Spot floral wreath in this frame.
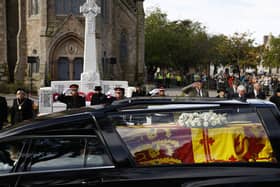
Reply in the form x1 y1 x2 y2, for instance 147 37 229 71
177 110 228 128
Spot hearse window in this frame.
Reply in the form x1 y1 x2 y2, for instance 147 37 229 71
112 108 276 166
0 140 25 174
27 137 112 171
32 116 96 134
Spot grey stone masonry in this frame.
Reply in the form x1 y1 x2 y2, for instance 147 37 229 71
0 0 7 66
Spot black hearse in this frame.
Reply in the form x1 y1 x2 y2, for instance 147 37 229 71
1 97 280 187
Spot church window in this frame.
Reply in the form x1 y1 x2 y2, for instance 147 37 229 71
119 31 128 64
55 0 86 15
57 57 70 80
73 58 83 80
101 0 108 22
30 0 39 15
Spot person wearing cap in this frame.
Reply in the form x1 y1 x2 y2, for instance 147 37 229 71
0 96 8 129
182 81 209 97
269 87 280 110
10 88 34 125
216 87 227 98
57 84 85 109
90 86 107 105
108 87 126 103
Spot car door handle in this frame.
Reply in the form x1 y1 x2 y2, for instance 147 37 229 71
81 178 103 185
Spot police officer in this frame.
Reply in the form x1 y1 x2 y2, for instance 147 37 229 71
57 84 86 109
108 87 126 104
10 88 34 125
90 86 107 105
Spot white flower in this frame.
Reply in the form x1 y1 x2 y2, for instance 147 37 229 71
203 121 209 127
178 110 228 128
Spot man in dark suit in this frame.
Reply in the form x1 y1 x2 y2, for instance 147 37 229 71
132 84 146 97
270 87 280 110
227 81 239 99
216 87 228 98
57 84 86 109
0 96 8 129
10 88 34 125
90 86 107 105
247 83 266 100
182 81 209 97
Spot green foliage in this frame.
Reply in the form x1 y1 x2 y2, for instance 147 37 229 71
228 33 257 68
263 36 280 67
144 7 260 72
145 8 210 71
208 34 231 65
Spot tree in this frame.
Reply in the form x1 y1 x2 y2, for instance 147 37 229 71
145 8 209 71
144 7 260 76
145 8 170 68
228 33 257 70
263 36 280 67
208 34 231 66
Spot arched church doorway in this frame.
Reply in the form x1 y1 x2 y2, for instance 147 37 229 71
50 35 84 81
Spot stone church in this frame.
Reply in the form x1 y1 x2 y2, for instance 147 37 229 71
0 0 145 92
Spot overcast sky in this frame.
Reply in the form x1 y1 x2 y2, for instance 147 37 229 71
144 0 280 45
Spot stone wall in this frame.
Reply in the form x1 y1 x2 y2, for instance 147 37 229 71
0 0 7 65
0 0 8 83
26 4 41 91
14 0 27 83
110 0 138 83
0 0 145 89
136 0 145 83
0 64 9 82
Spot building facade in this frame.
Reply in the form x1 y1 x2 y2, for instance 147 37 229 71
0 0 145 91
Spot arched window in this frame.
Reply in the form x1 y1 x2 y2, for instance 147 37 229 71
73 58 83 80
57 57 70 80
30 0 39 15
119 31 128 64
101 0 108 22
55 0 86 15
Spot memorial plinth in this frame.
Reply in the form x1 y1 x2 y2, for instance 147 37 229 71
39 0 128 114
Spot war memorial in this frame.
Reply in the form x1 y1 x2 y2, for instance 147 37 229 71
39 0 128 114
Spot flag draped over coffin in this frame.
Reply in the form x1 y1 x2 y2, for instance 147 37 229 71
116 124 274 165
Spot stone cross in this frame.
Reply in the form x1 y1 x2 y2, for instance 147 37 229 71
80 0 101 83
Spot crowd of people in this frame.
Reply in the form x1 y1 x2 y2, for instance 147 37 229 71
2 69 280 129
0 84 130 129
147 67 280 111
54 84 129 108
181 69 280 109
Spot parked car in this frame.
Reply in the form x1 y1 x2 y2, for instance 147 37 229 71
1 97 280 187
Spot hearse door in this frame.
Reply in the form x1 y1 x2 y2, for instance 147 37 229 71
0 175 18 187
0 138 29 187
182 175 280 187
17 135 116 187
